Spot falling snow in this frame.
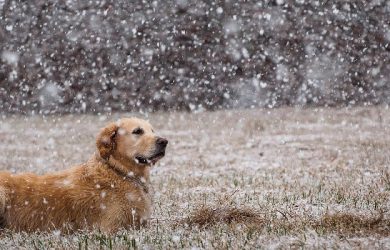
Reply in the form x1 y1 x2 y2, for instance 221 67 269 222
0 1 388 114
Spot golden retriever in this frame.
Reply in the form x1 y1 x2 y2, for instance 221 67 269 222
0 117 168 233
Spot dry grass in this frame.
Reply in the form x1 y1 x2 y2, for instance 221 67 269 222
0 107 389 249
185 206 265 229
185 205 389 237
317 212 389 236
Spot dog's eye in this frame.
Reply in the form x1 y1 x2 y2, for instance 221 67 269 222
132 128 144 135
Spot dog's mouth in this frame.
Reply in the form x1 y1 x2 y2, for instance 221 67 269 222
135 151 165 165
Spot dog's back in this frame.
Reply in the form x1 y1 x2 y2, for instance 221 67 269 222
0 167 99 232
0 162 152 233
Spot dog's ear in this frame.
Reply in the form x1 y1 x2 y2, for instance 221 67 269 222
96 122 119 160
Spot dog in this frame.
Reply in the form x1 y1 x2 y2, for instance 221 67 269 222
0 117 168 233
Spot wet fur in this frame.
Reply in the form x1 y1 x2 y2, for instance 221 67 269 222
0 118 165 233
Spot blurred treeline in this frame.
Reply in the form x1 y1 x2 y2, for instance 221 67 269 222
0 0 389 114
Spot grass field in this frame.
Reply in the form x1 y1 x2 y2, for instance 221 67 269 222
0 107 389 249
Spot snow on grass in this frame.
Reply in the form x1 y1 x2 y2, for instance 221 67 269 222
0 107 389 248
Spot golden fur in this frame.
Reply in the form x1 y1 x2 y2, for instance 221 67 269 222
0 118 168 233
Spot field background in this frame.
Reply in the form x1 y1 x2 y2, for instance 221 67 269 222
0 107 389 249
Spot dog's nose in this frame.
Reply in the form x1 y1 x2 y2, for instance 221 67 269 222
156 137 168 147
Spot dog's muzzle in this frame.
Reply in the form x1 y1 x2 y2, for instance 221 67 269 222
135 137 168 165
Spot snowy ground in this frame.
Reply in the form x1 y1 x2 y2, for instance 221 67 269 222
0 107 389 248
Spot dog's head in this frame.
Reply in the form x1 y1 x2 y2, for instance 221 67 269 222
96 118 168 166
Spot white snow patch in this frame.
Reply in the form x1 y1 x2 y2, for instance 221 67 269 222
172 235 181 242
53 230 61 236
118 128 126 135
56 179 73 187
126 192 137 202
1 51 19 65
224 20 239 35
39 83 62 107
